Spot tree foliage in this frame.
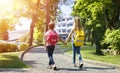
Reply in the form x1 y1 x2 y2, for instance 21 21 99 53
103 29 120 55
20 0 60 46
72 0 120 54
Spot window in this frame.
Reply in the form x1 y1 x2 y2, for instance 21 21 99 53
58 24 61 27
62 29 66 33
62 23 66 27
59 30 61 33
67 29 71 33
62 18 65 21
67 23 73 27
69 23 73 26
67 23 69 27
67 17 73 21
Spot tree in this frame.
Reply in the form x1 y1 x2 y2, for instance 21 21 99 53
72 0 120 54
0 0 30 40
0 19 9 40
20 0 60 59
104 0 120 29
27 0 59 46
0 0 63 50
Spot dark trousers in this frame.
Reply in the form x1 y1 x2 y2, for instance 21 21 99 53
46 45 55 65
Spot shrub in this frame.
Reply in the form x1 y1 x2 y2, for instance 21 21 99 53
19 31 30 43
0 41 18 52
9 44 18 52
19 43 29 51
34 28 43 45
103 29 120 55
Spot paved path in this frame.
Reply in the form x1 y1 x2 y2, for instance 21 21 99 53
0 46 120 73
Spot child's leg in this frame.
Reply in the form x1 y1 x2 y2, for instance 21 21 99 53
76 47 82 63
47 46 55 65
76 47 84 68
72 43 77 66
47 46 57 70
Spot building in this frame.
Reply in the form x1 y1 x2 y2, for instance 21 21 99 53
55 17 74 40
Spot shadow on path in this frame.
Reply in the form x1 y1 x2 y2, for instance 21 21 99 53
84 66 115 70
57 67 87 71
57 66 115 72
24 61 38 67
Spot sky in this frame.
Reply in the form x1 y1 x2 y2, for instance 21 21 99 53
60 0 74 17
61 5 73 17
15 17 31 31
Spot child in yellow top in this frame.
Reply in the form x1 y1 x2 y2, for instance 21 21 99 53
65 17 85 69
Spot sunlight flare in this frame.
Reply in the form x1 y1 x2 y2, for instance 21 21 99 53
0 0 15 17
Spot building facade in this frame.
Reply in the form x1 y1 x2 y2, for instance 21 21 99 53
55 17 74 40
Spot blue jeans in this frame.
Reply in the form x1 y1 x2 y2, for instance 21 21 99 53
46 45 55 65
72 43 82 64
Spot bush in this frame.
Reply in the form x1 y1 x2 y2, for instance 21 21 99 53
101 29 111 49
0 41 18 52
19 31 30 43
19 43 29 51
103 29 120 55
34 28 43 45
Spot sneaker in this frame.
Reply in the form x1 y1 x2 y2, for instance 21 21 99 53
74 64 77 67
79 64 83 69
53 66 57 70
48 65 52 69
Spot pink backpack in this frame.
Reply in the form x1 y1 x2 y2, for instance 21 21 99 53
47 30 58 45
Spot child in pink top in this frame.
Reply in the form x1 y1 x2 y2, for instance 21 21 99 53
44 21 65 70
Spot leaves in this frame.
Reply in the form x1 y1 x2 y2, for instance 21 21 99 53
104 29 120 51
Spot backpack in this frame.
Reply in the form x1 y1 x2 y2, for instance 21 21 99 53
46 30 58 45
74 30 85 46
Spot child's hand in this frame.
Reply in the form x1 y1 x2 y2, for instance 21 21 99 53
64 41 67 45
65 40 67 44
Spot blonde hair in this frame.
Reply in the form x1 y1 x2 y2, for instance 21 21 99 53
73 17 83 31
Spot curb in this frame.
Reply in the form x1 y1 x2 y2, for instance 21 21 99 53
0 68 31 71
64 53 120 70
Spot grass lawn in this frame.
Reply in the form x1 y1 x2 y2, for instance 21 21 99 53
0 52 29 68
60 42 120 65
67 46 120 65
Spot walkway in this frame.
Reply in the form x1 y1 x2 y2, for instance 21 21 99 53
0 46 120 73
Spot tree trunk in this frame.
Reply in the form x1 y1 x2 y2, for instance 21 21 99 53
92 31 102 54
45 0 50 32
3 31 9 41
28 0 40 46
28 14 36 46
21 0 40 59
86 30 91 42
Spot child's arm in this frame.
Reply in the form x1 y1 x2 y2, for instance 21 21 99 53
65 29 73 43
44 34 47 49
58 36 65 44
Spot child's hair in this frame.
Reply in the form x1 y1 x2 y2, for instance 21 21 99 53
73 17 83 30
48 21 55 30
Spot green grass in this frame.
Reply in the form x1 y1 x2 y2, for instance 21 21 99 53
60 42 120 65
0 52 29 68
67 46 120 65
